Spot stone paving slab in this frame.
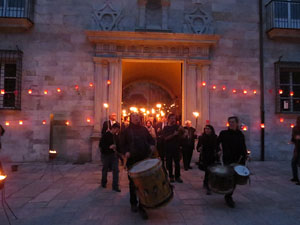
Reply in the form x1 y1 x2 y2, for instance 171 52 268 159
0 160 299 225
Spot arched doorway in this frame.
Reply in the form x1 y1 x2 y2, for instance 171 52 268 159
122 60 182 124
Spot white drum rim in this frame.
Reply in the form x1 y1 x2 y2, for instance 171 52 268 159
233 165 250 176
129 158 160 174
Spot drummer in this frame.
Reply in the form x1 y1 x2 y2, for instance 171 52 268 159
217 116 247 208
122 112 155 220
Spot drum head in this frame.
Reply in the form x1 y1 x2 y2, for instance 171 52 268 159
234 165 250 176
129 158 160 174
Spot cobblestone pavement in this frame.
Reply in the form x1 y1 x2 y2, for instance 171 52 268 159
0 159 299 225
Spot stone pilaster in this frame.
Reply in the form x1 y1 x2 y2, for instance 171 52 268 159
161 0 170 30
138 0 147 29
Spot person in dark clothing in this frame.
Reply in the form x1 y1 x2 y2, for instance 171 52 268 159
99 123 121 192
163 114 184 183
155 117 167 167
101 112 118 135
197 125 218 195
182 120 197 171
122 113 155 220
217 116 247 208
290 116 300 185
0 124 5 173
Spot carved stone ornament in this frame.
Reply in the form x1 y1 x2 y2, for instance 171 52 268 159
93 0 123 31
184 3 213 34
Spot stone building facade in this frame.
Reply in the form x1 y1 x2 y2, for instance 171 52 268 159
0 0 299 162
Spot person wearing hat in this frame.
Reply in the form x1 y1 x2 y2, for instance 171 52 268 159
99 123 121 192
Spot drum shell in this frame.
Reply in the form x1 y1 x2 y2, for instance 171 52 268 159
231 164 250 185
208 165 235 194
129 159 173 209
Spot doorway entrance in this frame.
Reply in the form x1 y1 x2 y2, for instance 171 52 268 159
122 60 182 124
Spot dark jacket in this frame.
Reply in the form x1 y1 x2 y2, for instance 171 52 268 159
197 134 218 167
162 125 181 152
122 123 155 167
217 129 247 165
99 131 119 155
182 126 197 149
101 120 120 135
0 124 5 149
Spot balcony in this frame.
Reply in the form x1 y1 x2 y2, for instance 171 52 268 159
0 0 34 31
266 0 300 39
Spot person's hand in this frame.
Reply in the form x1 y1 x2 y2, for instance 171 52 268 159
109 144 116 151
125 152 130 159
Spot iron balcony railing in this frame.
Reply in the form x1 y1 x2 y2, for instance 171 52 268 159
266 0 300 31
0 0 34 22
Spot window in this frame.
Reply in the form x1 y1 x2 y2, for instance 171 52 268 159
0 0 26 18
273 0 300 28
0 50 22 110
276 62 300 113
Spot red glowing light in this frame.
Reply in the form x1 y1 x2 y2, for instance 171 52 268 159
57 88 61 93
242 126 248 131
291 124 295 128
86 118 91 123
89 82 94 87
261 123 265 129
107 80 111 85
5 121 9 126
28 89 32 94
253 90 257 94
42 120 46 125
232 89 237 94
222 86 226 91
44 90 48 95
290 91 294 96
279 89 283 95
202 82 206 87
75 85 79 90
226 122 229 127
280 118 284 123
0 89 5 95
19 120 23 125
212 85 216 90
65 121 70 126
243 90 247 95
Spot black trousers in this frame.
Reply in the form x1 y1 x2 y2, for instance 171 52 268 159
128 175 139 206
166 149 181 179
101 154 119 188
291 150 300 180
182 146 194 169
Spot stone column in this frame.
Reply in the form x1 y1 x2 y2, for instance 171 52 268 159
91 58 109 161
161 0 170 30
184 61 197 127
200 64 210 129
91 57 122 161
138 0 147 29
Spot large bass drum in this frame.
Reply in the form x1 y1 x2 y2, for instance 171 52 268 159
208 165 235 194
128 158 173 209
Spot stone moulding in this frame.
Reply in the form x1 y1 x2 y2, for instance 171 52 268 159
85 30 219 59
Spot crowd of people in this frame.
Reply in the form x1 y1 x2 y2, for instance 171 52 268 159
0 113 299 220
99 112 251 219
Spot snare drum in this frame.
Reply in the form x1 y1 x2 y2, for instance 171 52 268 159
128 158 173 209
231 164 250 185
